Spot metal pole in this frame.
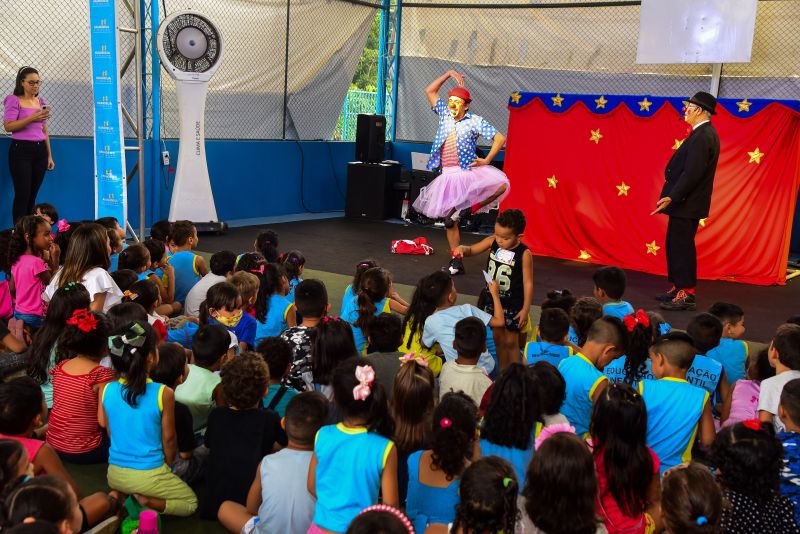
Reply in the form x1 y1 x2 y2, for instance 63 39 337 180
133 0 146 239
376 0 390 115
390 0 402 142
282 0 291 139
710 63 722 97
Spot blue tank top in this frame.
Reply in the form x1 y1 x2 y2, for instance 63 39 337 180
639 378 708 475
525 341 573 368
255 294 294 345
341 293 391 352
686 354 724 396
109 253 119 273
312 424 394 532
287 277 301 302
707 338 748 385
405 450 460 533
558 354 607 437
102 379 165 470
168 251 201 305
137 270 154 281
479 438 534 493
603 355 656 385
602 301 634 320
567 325 579 345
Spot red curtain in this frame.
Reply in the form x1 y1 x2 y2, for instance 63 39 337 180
502 96 800 285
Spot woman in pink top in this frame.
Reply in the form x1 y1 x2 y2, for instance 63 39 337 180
9 215 59 328
2 66 54 223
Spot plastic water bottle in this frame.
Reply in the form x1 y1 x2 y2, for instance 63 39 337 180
133 510 159 534
401 195 410 220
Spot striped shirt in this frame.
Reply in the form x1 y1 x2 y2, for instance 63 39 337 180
441 131 459 168
46 360 115 454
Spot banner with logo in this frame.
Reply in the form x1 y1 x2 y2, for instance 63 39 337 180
89 0 127 226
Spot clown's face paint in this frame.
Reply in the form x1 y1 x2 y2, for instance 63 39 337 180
448 96 468 120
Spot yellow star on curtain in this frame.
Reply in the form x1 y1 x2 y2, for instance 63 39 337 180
578 250 592 260
672 139 683 150
646 241 661 255
748 147 765 164
638 97 652 112
736 98 752 112
699 218 708 227
510 92 521 104
616 182 630 196
590 129 603 144
595 95 608 109
547 175 558 188
552 93 564 107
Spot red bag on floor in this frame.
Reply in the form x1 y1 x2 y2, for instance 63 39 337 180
391 237 434 255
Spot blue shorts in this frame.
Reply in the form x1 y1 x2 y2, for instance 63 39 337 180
13 311 43 329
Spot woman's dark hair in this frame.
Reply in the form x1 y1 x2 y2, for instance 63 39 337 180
0 229 13 277
312 318 358 386
8 216 48 267
0 439 27 499
122 279 160 313
13 67 39 97
255 230 280 263
482 363 539 450
523 432 598 534
351 259 379 295
52 220 83 267
711 420 783 500
199 281 241 325
391 360 435 454
111 269 138 292
117 244 149 272
590 383 653 517
149 220 172 243
108 321 158 406
355 268 391 336
27 283 91 385
332 357 393 438
58 310 111 360
142 238 165 265
529 361 566 416
253 263 286 323
570 297 603 346
431 392 478 480
540 288 576 314
234 252 266 274
4 476 75 528
281 250 305 280
453 456 519 534
57 223 110 287
150 342 187 388
622 311 653 384
661 463 723 534
345 507 413 534
106 302 148 330
402 271 453 351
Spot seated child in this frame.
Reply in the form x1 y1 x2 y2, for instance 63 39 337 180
524 308 573 367
708 302 748 384
529 361 568 428
254 264 296 345
341 267 407 354
105 227 124 273
758 323 800 432
257 336 299 416
280 279 329 392
100 321 198 516
123 279 168 341
558 316 626 437
686 312 729 403
150 342 206 485
33 202 58 227
230 271 259 323
167 220 209 306
118 243 180 316
282 250 305 302
110 269 138 293
201 352 287 519
175 324 230 432
777 377 800 526
399 271 451 377
184 250 236 318
639 332 715 475
721 347 774 428
568 296 603 347
341 259 379 314
593 266 634 320
660 463 723 533
217 392 328 534
439 317 493 407
201 281 257 351
442 457 518 534
364 313 404 400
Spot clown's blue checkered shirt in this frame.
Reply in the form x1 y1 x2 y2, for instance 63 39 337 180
427 98 499 171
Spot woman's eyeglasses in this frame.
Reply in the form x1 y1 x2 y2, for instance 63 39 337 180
25 80 41 86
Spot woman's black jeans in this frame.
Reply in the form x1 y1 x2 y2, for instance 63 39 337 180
8 139 48 223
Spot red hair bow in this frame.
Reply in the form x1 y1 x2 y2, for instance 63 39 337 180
742 419 763 432
66 309 98 332
250 265 265 275
623 309 651 332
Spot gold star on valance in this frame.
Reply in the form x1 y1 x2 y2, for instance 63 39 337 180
638 98 652 112
510 92 521 104
595 95 608 109
736 98 752 113
552 93 564 107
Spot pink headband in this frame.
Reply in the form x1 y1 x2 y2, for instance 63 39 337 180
534 422 576 450
356 505 413 533
353 365 375 401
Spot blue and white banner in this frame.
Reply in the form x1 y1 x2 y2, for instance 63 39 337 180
89 0 127 226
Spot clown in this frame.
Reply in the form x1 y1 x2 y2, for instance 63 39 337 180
414 70 510 275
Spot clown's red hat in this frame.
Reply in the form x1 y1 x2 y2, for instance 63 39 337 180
447 86 472 103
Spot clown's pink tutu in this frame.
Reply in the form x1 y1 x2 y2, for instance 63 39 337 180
412 165 510 219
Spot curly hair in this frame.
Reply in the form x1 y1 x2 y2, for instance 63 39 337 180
430 392 478 480
661 463 723 534
495 208 526 235
529 361 565 416
481 363 539 450
8 215 48 267
540 288 577 314
622 314 652 385
570 297 603 347
523 433 598 534
711 420 784 500
453 456 519 534
220 352 269 409
391 360 435 454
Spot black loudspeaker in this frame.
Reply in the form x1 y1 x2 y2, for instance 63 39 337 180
346 162 401 220
401 169 436 204
355 114 386 163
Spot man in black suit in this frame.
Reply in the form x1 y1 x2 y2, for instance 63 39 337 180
652 91 720 311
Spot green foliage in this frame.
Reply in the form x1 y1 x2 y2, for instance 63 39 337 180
351 13 381 91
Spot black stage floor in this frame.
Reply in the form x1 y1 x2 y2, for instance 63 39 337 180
199 217 799 343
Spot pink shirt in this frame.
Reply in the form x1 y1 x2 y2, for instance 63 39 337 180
722 379 761 429
0 434 46 466
3 95 47 141
11 254 48 316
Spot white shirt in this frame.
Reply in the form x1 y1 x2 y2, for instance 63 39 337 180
693 119 710 130
184 273 226 317
439 360 492 408
44 267 123 312
758 370 800 432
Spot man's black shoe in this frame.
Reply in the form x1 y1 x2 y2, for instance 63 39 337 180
444 257 465 276
655 287 678 302
659 290 696 311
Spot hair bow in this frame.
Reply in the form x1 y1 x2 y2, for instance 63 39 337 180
250 265 265 275
123 290 139 301
57 219 70 233
502 477 514 488
742 419 763 432
108 322 147 357
398 352 429 368
659 322 672 336
66 309 98 332
353 365 375 401
322 316 340 323
696 516 708 526
439 417 453 429
623 309 651 332
534 422 576 450
289 257 299 264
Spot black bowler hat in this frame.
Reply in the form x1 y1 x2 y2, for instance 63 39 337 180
684 91 717 115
